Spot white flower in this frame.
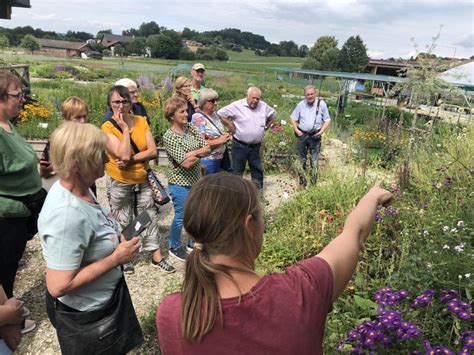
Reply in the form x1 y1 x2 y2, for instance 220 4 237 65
465 273 471 278
427 263 432 269
437 144 442 148
454 244 465 253
280 119 287 125
278 141 287 147
282 192 289 200
457 220 465 228
273 104 278 108
443 244 450 250
442 226 449 233
450 228 458 233
458 275 463 279
423 230 429 236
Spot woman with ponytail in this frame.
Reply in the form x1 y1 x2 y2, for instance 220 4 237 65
156 174 392 354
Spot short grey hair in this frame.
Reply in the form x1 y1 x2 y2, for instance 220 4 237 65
115 78 138 89
197 88 219 109
247 86 261 97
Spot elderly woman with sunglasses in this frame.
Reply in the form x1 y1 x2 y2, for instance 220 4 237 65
101 85 174 274
191 89 231 175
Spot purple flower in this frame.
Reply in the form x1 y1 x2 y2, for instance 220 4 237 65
374 288 408 307
159 76 172 92
137 75 156 90
446 298 472 320
442 176 455 187
384 206 399 216
375 211 383 222
54 65 65 72
439 289 459 303
436 165 449 172
411 290 435 309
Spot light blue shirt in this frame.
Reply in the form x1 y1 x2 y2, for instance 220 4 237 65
39 181 121 311
217 98 276 144
290 98 330 132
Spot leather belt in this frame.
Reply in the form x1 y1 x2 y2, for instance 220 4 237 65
233 137 261 148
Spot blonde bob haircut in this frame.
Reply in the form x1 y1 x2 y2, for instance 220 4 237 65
60 96 90 121
172 76 191 97
164 96 188 122
50 122 108 180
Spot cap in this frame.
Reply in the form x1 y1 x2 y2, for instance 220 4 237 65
192 63 205 71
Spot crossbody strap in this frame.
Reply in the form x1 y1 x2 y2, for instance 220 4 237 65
198 112 223 135
108 118 140 154
311 98 321 131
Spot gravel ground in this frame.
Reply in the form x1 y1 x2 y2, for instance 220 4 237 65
14 171 299 354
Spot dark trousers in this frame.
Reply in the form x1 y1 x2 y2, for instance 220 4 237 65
296 134 322 186
232 139 264 189
0 217 31 298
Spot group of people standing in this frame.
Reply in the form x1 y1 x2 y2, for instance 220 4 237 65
0 63 392 355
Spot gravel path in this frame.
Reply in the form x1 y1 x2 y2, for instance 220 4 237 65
14 171 299 354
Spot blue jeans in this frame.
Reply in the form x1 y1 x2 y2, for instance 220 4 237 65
168 184 191 250
201 158 222 176
231 139 264 189
296 134 321 185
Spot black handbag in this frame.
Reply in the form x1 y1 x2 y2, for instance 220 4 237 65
47 276 143 355
198 112 233 172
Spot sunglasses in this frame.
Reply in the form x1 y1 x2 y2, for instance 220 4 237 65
208 99 218 103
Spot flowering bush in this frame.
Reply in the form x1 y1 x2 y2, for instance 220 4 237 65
18 103 50 122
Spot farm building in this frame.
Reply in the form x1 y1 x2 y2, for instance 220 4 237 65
38 38 90 57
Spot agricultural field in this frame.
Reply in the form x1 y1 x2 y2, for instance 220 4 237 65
5 52 474 353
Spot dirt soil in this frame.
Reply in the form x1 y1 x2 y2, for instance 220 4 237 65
14 137 357 354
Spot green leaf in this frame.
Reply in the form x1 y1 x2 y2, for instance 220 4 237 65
353 295 378 311
354 273 364 288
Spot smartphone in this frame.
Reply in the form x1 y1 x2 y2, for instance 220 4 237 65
121 210 152 241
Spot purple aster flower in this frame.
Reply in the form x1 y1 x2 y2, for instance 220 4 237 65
375 211 383 222
411 290 435 309
442 176 455 187
384 206 399 216
439 289 459 303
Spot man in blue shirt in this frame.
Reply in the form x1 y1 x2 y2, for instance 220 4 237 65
290 85 330 186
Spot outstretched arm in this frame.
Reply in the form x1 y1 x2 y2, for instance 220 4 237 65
317 184 392 302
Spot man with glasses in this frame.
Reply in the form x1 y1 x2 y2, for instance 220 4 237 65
290 85 331 187
190 63 206 101
218 86 275 191
102 78 150 125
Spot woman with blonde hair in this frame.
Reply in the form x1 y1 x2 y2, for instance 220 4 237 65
173 76 198 121
162 96 210 261
39 122 143 354
40 96 90 180
156 174 392 354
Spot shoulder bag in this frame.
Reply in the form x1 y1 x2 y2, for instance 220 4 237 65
47 276 143 355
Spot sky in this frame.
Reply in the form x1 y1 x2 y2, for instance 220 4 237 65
1 0 473 59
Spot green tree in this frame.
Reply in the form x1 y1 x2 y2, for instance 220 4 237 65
303 36 338 69
138 21 161 37
320 47 340 71
146 33 182 59
124 37 146 56
338 35 369 72
0 35 9 51
20 34 40 54
113 43 125 57
214 48 229 61
298 44 309 58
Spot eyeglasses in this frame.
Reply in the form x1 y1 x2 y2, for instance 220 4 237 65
7 92 24 100
111 99 130 106
208 99 218 104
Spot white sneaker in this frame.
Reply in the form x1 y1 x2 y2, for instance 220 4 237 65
21 319 36 334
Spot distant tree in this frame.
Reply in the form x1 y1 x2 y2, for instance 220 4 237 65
138 21 161 37
320 47 340 71
182 27 199 40
263 43 281 56
416 52 437 60
146 33 182 59
255 49 263 56
338 35 369 72
278 40 299 57
65 30 93 42
89 42 105 53
124 37 146 56
298 44 309 57
114 44 125 57
303 36 338 69
122 27 140 37
179 47 196 60
0 35 9 51
20 34 40 54
214 48 229 61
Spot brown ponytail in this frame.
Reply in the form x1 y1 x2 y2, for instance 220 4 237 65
181 175 262 343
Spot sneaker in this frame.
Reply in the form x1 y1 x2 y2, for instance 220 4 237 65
186 244 193 253
169 247 187 262
22 306 31 318
152 259 176 273
123 263 135 274
21 319 36 334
